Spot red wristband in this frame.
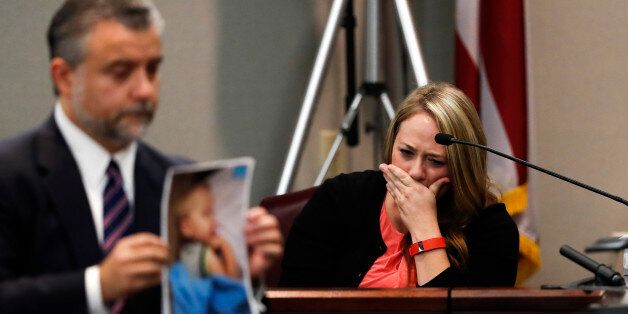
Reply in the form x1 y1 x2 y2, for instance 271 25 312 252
408 237 447 257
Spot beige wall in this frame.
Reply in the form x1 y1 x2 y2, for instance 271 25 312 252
524 0 628 286
146 0 223 161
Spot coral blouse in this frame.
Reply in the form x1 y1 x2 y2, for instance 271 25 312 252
359 202 415 288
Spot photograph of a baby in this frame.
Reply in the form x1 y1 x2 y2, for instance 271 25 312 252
162 159 255 314
169 171 241 281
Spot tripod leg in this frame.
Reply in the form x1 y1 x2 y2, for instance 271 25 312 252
379 91 396 120
315 91 365 185
343 0 359 146
277 0 348 195
393 0 429 86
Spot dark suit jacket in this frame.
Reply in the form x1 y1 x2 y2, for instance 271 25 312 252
0 117 175 313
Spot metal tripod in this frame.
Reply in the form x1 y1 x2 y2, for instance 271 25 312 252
276 0 429 195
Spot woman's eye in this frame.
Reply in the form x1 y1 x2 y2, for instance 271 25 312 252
400 149 413 157
429 158 445 166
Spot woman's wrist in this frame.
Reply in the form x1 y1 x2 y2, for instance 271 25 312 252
408 218 442 242
410 231 442 243
408 237 447 257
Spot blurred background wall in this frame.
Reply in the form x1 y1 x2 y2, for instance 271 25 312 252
1 0 626 287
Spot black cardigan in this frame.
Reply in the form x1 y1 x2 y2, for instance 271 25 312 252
279 170 519 287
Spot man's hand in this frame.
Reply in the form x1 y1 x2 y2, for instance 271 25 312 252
245 207 283 279
99 232 168 302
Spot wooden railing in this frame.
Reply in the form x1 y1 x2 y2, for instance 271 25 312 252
263 287 617 313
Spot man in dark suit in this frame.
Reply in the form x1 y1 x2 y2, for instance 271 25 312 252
0 1 282 313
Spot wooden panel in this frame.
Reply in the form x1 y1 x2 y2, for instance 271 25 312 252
263 288 608 313
451 288 605 312
264 288 449 313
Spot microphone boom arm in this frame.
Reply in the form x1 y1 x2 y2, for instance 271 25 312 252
446 137 628 207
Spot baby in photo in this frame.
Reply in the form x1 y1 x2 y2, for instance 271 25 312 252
166 168 251 314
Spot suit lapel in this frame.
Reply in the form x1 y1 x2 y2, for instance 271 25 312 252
133 144 167 236
36 118 103 267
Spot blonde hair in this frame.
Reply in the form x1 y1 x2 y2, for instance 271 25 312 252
384 82 497 268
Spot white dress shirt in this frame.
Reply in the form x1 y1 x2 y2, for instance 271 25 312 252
54 103 137 314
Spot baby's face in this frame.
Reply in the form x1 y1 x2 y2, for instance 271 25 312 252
179 185 217 245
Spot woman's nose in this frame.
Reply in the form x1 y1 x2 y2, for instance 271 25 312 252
407 160 426 182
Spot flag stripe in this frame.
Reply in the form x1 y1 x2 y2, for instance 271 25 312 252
479 61 519 190
455 0 480 64
455 0 539 284
480 0 528 183
455 35 480 109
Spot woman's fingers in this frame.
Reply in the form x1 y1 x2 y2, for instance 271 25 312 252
386 164 415 187
429 177 450 198
380 163 412 190
381 164 409 201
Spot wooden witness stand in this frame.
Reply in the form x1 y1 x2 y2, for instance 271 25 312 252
263 288 610 313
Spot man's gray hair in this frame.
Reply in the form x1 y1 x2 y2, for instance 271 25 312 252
47 0 164 67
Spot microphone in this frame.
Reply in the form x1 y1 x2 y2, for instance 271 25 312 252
434 133 455 146
559 245 625 286
434 133 628 206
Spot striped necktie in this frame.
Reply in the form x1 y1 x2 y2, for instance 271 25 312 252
103 160 133 253
103 160 132 313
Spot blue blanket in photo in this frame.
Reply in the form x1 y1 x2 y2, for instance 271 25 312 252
169 262 251 314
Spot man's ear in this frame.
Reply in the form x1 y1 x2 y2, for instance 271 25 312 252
50 57 75 97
